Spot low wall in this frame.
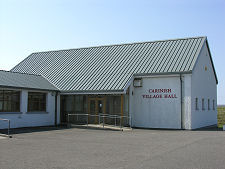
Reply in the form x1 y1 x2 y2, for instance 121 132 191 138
217 105 225 128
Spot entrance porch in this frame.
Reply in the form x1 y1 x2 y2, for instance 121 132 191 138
60 94 130 127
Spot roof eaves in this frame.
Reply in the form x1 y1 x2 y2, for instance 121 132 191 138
0 85 59 92
60 89 125 95
122 71 193 93
191 37 218 84
134 71 192 77
205 39 218 84
0 70 42 77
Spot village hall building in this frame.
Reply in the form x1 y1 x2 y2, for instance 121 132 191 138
0 36 218 130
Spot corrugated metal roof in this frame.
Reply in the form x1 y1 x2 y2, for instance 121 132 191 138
0 70 58 91
11 36 206 92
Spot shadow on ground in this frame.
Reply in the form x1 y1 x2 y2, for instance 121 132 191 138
193 125 223 131
0 124 223 136
0 125 69 135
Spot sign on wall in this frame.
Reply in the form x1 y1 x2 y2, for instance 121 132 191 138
142 88 178 99
132 76 181 129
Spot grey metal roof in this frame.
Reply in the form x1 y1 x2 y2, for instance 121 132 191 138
0 70 58 91
11 36 207 93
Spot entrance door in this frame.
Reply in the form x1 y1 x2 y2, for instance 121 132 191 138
88 97 106 124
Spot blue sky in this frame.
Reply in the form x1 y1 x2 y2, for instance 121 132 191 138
0 0 225 104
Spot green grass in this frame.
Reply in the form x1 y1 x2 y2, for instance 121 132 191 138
217 106 225 128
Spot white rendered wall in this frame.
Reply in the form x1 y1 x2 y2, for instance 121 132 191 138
57 94 61 124
182 74 192 129
130 76 181 129
0 89 56 129
191 42 217 129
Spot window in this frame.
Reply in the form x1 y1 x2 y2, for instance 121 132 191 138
195 98 199 110
0 90 20 112
28 92 46 112
213 99 215 110
208 99 210 110
202 98 205 111
106 96 121 115
75 95 85 113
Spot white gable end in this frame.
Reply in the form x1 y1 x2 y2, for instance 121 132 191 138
191 41 217 129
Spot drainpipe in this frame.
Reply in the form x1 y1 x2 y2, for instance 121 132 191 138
55 92 58 126
180 74 183 129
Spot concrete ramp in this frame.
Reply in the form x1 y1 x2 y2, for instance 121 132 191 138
70 124 132 131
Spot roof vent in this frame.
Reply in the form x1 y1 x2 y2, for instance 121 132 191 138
133 78 142 87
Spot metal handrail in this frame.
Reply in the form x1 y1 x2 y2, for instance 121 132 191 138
99 113 130 118
67 113 131 129
98 113 131 129
0 118 11 137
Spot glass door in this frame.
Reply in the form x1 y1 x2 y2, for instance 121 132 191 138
88 97 105 124
89 99 96 124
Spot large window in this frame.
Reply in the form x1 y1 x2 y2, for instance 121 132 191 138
75 95 85 113
28 92 46 112
0 90 20 112
105 96 121 115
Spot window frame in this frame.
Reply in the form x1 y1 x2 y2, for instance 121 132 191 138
195 98 199 110
213 99 215 110
208 99 210 110
202 98 205 111
28 92 47 112
0 90 20 112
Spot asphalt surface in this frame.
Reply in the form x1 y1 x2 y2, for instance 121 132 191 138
0 127 225 169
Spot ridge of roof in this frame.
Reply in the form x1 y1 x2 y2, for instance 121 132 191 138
0 70 42 77
30 36 206 55
11 36 208 92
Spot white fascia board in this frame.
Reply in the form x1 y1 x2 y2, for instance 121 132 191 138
134 74 180 78
134 72 192 78
0 86 53 93
122 72 192 94
60 90 125 95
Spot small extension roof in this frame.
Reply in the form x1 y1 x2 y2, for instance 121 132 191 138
0 70 58 91
11 36 216 93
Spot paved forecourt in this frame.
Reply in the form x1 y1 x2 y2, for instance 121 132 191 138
0 127 225 169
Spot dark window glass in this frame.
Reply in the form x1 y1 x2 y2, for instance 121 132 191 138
105 96 121 115
28 92 46 112
195 98 199 110
208 99 210 110
0 90 20 112
75 95 83 112
202 98 205 111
